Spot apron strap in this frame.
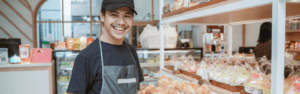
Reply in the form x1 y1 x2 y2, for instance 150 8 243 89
99 38 105 94
99 38 104 68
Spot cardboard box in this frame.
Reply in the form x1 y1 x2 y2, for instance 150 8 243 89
31 48 52 63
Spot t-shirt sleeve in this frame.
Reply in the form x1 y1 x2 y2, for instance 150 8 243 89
67 55 89 94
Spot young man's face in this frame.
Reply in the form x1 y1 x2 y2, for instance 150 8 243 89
100 7 133 40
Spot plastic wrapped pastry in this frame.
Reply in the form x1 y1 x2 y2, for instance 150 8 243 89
172 0 184 11
157 76 172 86
170 89 182 94
189 82 199 90
166 80 178 88
182 84 195 94
140 76 212 94
244 66 264 93
188 56 198 73
176 81 188 90
195 85 211 94
139 84 155 94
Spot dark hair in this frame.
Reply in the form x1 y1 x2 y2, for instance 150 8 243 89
257 22 272 43
101 9 134 17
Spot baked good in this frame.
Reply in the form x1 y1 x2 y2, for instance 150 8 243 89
157 76 172 86
195 85 211 94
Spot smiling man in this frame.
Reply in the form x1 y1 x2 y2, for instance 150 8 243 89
67 0 144 94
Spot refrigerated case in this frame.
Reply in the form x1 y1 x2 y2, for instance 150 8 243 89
53 50 80 94
53 48 202 93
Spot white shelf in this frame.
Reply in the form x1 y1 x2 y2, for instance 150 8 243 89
143 77 159 82
161 0 300 25
60 66 73 70
58 81 69 85
140 63 171 67
0 62 53 68
161 0 272 25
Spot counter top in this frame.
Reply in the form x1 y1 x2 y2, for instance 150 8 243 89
0 62 53 68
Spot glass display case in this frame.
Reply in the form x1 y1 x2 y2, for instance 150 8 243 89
53 50 80 94
137 48 203 76
52 48 202 93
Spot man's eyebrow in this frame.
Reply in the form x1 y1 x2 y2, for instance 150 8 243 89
125 12 132 15
109 11 119 14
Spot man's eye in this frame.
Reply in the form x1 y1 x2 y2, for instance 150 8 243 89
111 14 118 17
125 15 131 18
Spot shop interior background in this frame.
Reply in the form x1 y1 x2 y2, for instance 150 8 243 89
0 0 278 52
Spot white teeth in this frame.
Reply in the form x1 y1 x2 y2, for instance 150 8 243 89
114 27 125 30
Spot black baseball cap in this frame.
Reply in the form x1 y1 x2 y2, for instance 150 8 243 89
101 0 138 15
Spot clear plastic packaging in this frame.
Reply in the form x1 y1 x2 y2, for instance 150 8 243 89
244 65 264 93
157 76 172 86
195 85 211 94
172 0 184 11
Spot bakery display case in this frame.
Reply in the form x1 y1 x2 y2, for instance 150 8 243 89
52 48 202 93
53 50 80 94
137 48 203 84
158 0 300 93
137 48 203 67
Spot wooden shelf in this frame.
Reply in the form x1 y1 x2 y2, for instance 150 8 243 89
161 0 300 25
162 0 230 18
286 30 300 32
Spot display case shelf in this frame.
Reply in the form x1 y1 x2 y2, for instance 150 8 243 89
140 63 171 67
286 30 300 32
58 81 69 85
60 66 73 70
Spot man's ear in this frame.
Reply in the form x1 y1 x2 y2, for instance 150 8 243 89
100 12 105 22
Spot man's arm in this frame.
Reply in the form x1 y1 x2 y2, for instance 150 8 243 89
66 55 88 94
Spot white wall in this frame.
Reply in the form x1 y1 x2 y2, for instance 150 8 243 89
231 25 243 52
245 22 263 47
192 25 203 47
227 23 263 53
0 0 40 48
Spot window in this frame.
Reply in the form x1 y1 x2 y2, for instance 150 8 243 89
37 0 101 48
37 0 157 48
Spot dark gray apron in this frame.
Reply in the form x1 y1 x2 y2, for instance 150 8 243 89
99 39 140 94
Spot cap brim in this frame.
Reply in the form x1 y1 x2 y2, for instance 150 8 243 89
104 3 138 15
